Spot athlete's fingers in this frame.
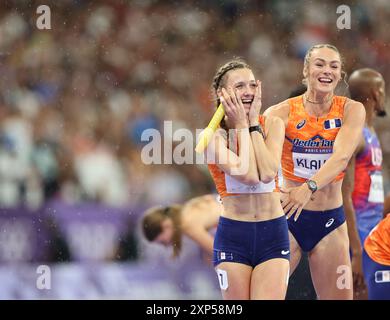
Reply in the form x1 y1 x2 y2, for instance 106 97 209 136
280 186 290 194
357 274 365 288
256 80 262 102
221 88 234 109
258 80 262 99
280 193 289 206
354 273 360 287
220 92 235 117
286 206 297 220
252 80 261 102
228 86 240 108
222 87 234 106
353 277 360 290
219 96 231 116
234 87 244 108
355 276 364 291
282 199 294 211
281 199 290 211
285 203 298 219
293 206 304 221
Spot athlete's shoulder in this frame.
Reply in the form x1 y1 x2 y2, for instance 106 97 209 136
264 99 290 119
344 98 365 114
264 114 285 131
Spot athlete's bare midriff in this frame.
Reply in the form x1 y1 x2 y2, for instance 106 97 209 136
284 177 343 211
221 192 284 221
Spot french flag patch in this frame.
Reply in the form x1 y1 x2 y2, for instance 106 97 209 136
324 118 342 130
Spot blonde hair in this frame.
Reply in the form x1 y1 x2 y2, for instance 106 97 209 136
142 204 183 258
302 44 347 87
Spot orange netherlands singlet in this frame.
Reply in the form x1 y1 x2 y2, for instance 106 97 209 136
282 95 347 183
208 115 281 198
364 214 390 266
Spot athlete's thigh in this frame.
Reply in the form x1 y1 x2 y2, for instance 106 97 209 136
215 262 252 300
308 223 353 300
250 258 290 300
289 230 302 276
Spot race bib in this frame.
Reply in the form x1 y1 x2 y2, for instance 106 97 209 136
292 152 331 179
368 172 384 203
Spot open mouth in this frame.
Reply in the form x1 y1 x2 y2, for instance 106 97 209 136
241 98 254 106
318 77 333 84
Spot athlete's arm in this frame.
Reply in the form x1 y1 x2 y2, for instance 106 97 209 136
182 224 214 255
342 139 365 289
263 101 290 127
181 195 221 255
310 100 366 189
250 116 285 183
205 88 260 185
248 83 285 183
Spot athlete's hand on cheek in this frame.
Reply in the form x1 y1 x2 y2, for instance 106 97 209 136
281 184 313 221
249 80 262 125
220 87 248 128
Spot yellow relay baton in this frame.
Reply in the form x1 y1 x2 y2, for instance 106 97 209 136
195 103 225 154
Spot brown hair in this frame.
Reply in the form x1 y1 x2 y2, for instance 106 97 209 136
302 44 347 87
142 204 183 258
211 58 251 130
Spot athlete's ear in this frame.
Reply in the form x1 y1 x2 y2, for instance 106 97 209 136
371 87 379 104
340 70 346 83
217 88 222 98
302 67 307 79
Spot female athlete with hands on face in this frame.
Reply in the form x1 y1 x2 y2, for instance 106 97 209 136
205 59 290 300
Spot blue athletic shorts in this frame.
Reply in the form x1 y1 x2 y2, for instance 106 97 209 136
363 249 390 300
213 215 290 268
287 206 345 252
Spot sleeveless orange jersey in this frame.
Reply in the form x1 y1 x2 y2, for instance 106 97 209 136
364 214 390 266
282 95 347 183
208 115 281 198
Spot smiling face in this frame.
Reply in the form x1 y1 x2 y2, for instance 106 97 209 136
304 47 342 95
223 68 257 114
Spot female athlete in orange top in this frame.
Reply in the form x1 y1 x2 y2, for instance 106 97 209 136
363 213 390 299
205 59 290 300
265 44 366 299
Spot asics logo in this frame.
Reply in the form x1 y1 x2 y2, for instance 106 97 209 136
325 218 335 228
296 119 306 130
281 250 290 255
